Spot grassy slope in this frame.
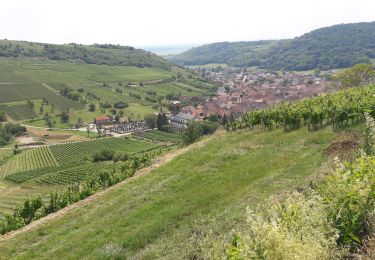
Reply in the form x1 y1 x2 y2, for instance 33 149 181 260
0 126 339 259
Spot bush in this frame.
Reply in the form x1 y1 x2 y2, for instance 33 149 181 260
226 192 341 259
114 101 128 109
92 149 115 162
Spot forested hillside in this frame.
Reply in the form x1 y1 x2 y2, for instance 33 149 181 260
0 40 171 69
170 22 375 70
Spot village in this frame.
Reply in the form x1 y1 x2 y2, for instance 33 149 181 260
89 68 333 135
176 68 332 121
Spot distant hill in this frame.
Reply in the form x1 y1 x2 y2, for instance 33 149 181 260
0 40 172 69
170 22 375 71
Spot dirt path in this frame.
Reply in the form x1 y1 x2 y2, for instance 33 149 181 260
0 133 218 241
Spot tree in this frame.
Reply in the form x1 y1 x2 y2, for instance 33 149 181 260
60 111 69 124
182 121 203 144
156 113 163 130
0 111 6 122
88 103 96 112
333 64 375 88
156 113 168 130
144 114 157 129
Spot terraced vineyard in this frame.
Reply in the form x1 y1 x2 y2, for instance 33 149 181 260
0 146 58 178
0 103 37 121
50 137 157 164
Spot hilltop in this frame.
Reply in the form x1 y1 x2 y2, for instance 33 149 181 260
0 40 172 69
170 22 375 70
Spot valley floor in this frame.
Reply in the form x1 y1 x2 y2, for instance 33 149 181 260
0 126 342 259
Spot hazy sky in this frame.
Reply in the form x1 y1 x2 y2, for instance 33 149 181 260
1 0 374 47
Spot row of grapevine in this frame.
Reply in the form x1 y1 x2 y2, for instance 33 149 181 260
0 146 58 178
0 83 84 111
0 84 46 103
41 89 84 111
133 130 180 143
49 137 157 165
0 103 37 121
236 85 375 132
35 162 112 185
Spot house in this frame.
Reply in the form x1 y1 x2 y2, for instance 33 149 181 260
169 112 195 125
94 115 113 126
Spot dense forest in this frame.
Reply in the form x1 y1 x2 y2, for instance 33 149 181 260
0 40 172 69
170 22 375 71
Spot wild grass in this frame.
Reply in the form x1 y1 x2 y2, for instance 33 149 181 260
0 126 340 258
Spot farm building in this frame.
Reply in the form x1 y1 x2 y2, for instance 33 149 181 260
94 115 113 126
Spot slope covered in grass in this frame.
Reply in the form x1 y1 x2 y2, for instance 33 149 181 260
0 126 341 258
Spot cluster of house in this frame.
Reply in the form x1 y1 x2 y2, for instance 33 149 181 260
175 69 331 121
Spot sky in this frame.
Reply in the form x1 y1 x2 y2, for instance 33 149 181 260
1 0 374 48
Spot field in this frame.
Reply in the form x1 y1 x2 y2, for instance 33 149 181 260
0 126 344 258
0 58 214 128
49 137 158 164
0 136 165 216
133 130 181 143
0 146 57 178
0 103 37 121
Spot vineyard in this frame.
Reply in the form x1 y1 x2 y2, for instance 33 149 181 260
49 137 157 164
236 85 375 132
0 83 84 112
0 103 37 121
133 130 181 143
0 146 58 178
34 162 113 185
0 84 47 103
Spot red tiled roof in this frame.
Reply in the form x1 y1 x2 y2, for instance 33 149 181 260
95 115 112 121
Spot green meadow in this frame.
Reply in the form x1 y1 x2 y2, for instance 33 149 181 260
0 126 344 259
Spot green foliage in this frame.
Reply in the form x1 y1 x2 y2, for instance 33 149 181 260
0 103 38 121
49 137 157 165
171 22 375 70
333 64 375 88
92 149 115 162
0 123 26 146
226 192 341 259
156 113 168 130
0 147 168 235
0 111 7 122
320 156 375 247
237 85 375 132
88 103 96 112
0 40 172 69
144 114 157 129
182 121 204 144
60 111 69 123
0 146 57 177
133 129 180 143
113 101 128 109
364 113 375 156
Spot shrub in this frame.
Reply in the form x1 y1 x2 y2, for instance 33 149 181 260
319 156 375 247
92 149 115 162
226 192 341 259
114 101 128 109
